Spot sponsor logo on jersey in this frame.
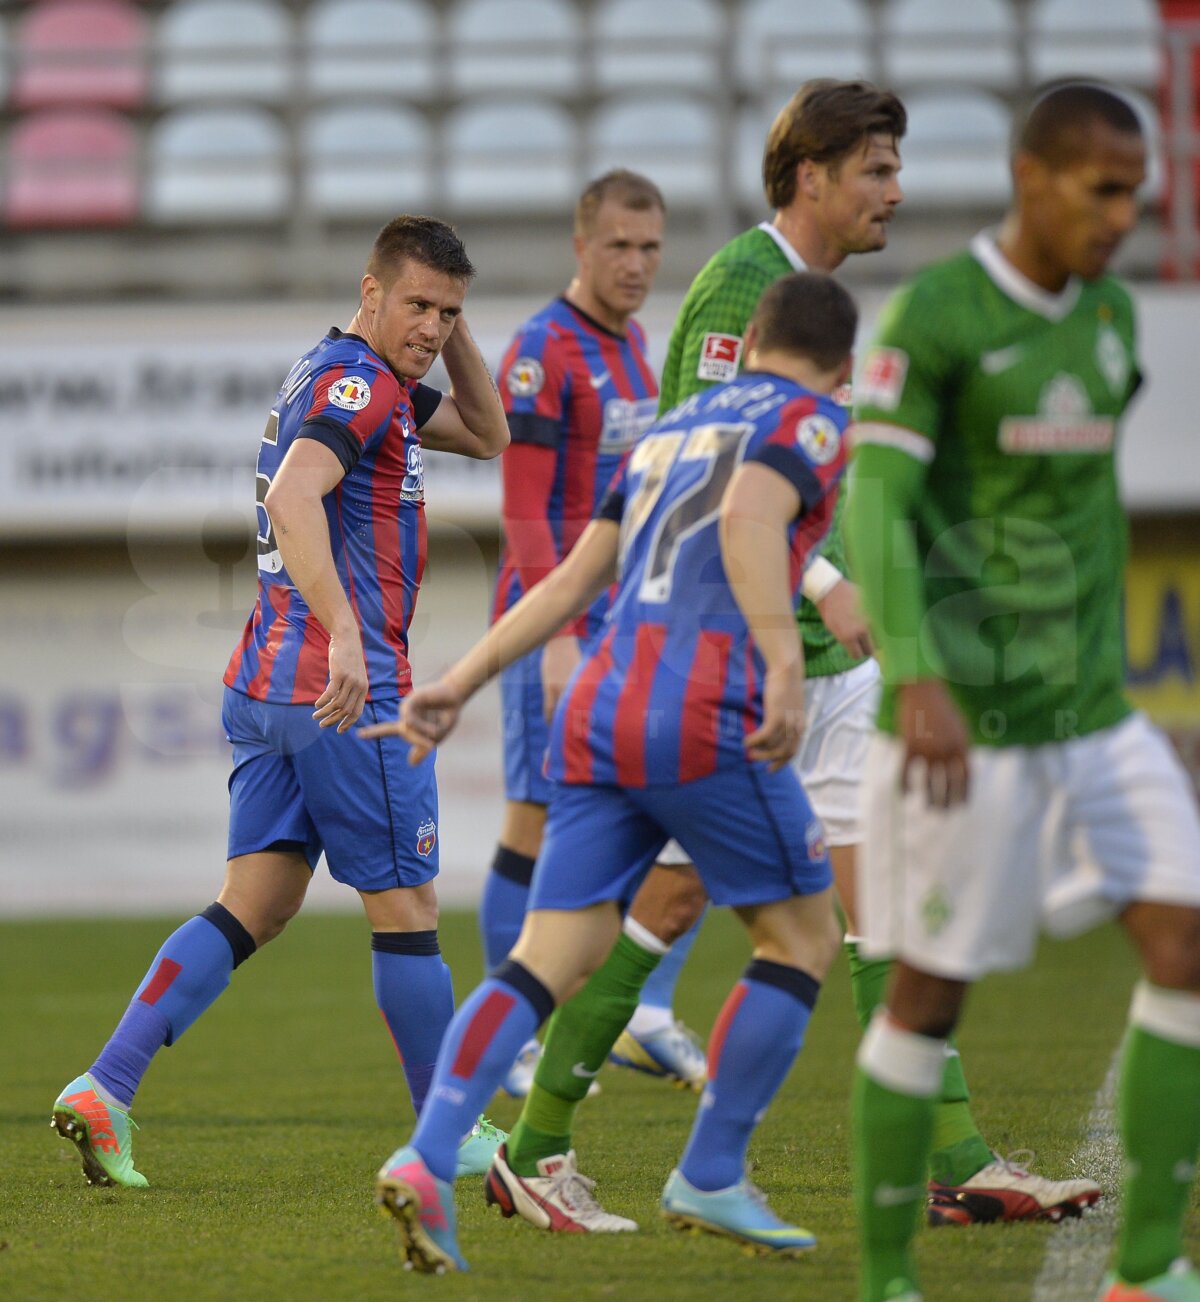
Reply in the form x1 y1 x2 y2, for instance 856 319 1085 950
857 347 908 410
600 395 658 452
805 818 826 862
795 413 841 465
588 370 610 389
697 332 742 382
507 356 545 397
980 343 1024 375
328 375 371 411
998 372 1115 454
416 818 437 857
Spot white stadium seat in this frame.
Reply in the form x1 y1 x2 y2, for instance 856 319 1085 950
897 89 1010 208
445 98 578 214
303 103 433 217
156 0 291 104
304 0 437 102
592 0 722 93
588 94 719 207
449 0 580 96
883 0 1019 92
147 106 290 221
736 0 873 91
1029 0 1163 91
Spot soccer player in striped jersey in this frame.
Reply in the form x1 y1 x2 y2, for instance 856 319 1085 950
482 171 672 1094
52 217 510 1190
849 84 1200 1302
367 271 855 1271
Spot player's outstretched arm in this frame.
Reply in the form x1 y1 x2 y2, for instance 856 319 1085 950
264 438 368 732
720 462 806 772
359 519 620 761
419 314 510 459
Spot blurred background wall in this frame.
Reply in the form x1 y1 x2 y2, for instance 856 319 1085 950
1 0 1198 915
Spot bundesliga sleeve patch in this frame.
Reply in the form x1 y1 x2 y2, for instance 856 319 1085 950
697 332 742 382
857 347 909 411
328 375 372 411
506 356 546 397
795 413 842 465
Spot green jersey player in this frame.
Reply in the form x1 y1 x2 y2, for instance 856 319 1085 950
848 84 1200 1302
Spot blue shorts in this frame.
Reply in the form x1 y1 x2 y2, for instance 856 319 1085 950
222 687 439 893
499 646 553 806
528 763 831 912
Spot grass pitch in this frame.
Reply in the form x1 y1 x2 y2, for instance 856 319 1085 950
1 908 1193 1301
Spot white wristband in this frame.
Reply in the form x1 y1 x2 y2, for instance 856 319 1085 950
801 556 843 603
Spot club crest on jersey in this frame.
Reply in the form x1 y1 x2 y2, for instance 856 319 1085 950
805 819 827 862
328 375 372 411
416 818 437 857
507 356 545 397
697 332 742 382
795 413 842 465
857 347 908 411
1096 323 1130 396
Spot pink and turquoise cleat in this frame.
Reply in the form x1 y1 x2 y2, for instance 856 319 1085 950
51 1074 147 1189
376 1145 468 1274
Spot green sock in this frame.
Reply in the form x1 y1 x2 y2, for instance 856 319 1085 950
853 1068 935 1302
1116 1021 1200 1283
845 941 991 1186
507 932 662 1177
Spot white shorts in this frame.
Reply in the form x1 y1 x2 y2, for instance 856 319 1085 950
859 711 1200 981
656 657 880 865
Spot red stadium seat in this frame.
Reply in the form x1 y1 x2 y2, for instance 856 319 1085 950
12 0 148 110
4 109 139 228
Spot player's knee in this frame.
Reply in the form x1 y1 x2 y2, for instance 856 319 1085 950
654 884 708 944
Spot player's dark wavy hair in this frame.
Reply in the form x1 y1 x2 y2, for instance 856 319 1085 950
751 272 857 372
367 215 476 285
1016 82 1143 165
763 79 907 209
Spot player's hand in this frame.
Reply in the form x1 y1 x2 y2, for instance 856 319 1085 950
312 633 368 732
540 634 581 720
815 579 874 659
744 662 805 772
897 679 970 808
358 679 465 765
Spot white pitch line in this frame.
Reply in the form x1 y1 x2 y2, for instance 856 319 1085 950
1031 1044 1124 1302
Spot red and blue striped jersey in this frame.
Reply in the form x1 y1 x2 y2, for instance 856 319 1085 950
223 328 441 704
492 297 658 635
545 372 847 787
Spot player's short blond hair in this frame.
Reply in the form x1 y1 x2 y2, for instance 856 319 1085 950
574 170 666 238
763 79 907 209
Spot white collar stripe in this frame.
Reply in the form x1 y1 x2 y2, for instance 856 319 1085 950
970 231 1081 321
757 221 808 272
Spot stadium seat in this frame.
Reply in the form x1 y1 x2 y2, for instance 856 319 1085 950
445 98 577 213
156 0 292 104
303 0 436 102
1029 0 1163 89
591 0 722 92
448 0 580 96
588 95 719 206
736 0 872 90
12 0 148 110
897 89 1010 207
146 107 290 222
882 0 1019 91
4 108 139 227
303 103 433 216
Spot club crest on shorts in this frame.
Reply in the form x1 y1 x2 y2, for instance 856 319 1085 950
327 375 372 411
805 819 827 862
416 818 437 857
507 356 545 397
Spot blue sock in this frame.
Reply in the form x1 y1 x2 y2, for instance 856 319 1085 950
679 959 820 1192
372 931 454 1116
412 959 554 1182
479 845 535 971
89 903 256 1107
639 910 705 1011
